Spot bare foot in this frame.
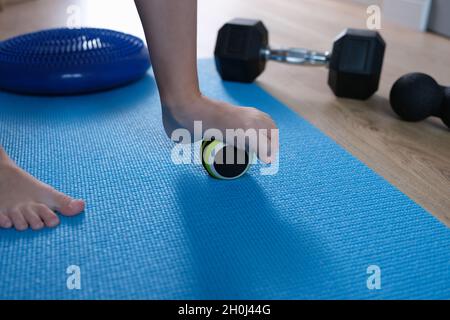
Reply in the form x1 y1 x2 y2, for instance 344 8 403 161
0 149 85 231
162 95 279 163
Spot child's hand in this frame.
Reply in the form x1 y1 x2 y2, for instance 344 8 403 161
162 95 279 164
135 1 278 163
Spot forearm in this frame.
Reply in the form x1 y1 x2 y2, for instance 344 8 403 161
135 0 201 107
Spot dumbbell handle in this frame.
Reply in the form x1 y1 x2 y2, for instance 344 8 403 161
261 47 330 66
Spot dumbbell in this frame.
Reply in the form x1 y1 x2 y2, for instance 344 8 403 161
390 73 450 129
214 18 386 100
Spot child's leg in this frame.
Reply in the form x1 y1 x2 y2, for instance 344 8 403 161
135 0 278 163
0 146 85 231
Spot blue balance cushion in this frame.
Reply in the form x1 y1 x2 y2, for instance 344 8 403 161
0 28 151 95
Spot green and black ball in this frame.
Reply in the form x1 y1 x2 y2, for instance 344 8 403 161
201 140 253 180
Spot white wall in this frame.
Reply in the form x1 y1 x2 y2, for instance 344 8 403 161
350 0 432 31
383 0 432 31
428 0 450 38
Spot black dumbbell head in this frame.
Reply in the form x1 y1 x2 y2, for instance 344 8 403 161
328 29 386 100
214 18 268 83
442 87 450 128
390 73 444 122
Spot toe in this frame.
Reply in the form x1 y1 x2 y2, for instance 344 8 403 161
50 192 85 217
23 206 45 231
0 213 13 229
9 208 29 231
35 204 60 228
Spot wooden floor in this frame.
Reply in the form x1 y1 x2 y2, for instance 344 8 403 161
1 0 449 226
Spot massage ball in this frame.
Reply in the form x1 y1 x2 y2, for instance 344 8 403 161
201 140 253 180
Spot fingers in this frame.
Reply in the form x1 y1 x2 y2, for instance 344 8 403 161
256 132 271 164
245 108 279 163
267 126 279 163
259 112 279 161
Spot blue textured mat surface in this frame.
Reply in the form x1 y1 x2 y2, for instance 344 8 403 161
0 59 449 300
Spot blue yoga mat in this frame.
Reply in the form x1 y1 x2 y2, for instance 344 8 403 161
0 59 449 300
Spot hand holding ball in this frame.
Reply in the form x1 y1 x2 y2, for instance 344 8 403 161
201 140 254 180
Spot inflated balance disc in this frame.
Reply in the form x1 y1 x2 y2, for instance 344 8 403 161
0 28 151 95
